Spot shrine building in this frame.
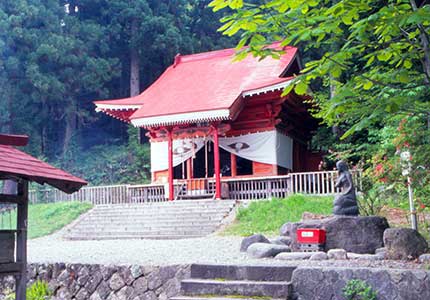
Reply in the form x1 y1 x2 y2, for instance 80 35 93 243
94 43 321 200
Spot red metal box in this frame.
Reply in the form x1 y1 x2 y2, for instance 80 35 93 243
297 228 326 244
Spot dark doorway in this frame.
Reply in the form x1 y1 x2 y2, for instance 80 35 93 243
190 141 231 178
236 156 253 175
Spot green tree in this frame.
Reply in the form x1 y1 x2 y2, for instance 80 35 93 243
209 0 430 136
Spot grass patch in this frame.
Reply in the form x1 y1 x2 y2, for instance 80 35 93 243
222 194 333 237
6 201 92 239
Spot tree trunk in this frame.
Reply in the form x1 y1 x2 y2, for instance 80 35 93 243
410 0 430 83
130 18 144 144
62 108 76 156
330 76 341 137
130 18 140 97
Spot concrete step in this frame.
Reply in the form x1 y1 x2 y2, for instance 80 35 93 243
97 199 236 207
93 203 235 210
81 216 226 222
67 234 206 240
180 279 291 298
64 199 236 240
86 209 230 217
190 264 296 282
74 220 221 228
70 227 216 234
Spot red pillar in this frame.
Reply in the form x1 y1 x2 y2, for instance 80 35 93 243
213 126 221 200
167 129 174 201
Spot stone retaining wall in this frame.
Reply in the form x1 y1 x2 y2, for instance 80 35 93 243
0 263 190 300
291 267 430 300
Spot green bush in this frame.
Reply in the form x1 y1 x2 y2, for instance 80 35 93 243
5 280 52 300
343 279 377 300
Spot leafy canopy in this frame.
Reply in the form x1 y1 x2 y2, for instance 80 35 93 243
209 0 430 137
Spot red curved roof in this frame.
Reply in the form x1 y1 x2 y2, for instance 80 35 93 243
95 43 298 127
0 135 87 194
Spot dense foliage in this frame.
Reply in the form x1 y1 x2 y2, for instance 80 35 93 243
210 0 430 229
0 0 234 185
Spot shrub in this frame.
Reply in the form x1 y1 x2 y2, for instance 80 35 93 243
5 280 52 300
343 279 377 300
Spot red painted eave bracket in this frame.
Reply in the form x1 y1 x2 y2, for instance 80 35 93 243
0 134 29 146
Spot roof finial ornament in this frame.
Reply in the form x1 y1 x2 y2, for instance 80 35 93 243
173 53 181 68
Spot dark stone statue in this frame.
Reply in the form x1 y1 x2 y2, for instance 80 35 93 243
333 160 359 216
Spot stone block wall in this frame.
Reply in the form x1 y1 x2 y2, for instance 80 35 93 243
291 267 430 300
0 263 190 300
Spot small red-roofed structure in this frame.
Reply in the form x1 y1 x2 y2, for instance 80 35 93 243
95 43 322 200
0 134 87 300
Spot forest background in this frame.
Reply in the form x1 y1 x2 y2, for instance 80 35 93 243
1 0 430 220
0 0 236 184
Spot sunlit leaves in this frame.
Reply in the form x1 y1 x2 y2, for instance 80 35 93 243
210 0 430 138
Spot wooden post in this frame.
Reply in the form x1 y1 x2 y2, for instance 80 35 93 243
212 125 221 200
16 180 28 300
186 158 193 179
230 153 237 177
167 129 174 201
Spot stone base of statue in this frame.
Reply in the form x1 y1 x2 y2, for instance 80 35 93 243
280 215 389 254
333 194 359 216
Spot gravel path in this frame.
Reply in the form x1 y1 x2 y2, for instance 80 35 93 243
28 233 427 269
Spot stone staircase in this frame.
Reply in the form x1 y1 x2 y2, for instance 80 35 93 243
172 264 296 300
64 199 236 240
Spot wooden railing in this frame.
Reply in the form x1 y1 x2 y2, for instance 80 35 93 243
175 178 215 199
28 170 362 204
29 184 166 205
224 175 291 200
128 184 165 203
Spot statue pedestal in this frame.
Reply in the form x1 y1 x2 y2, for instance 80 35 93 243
280 216 389 254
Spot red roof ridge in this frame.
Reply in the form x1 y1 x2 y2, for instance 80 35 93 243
176 42 296 65
0 134 29 146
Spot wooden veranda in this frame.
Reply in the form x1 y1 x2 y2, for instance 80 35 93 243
24 170 363 205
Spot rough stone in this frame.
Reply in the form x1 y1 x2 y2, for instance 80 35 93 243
328 249 347 260
96 281 111 299
291 267 430 300
130 265 144 279
309 252 328 260
109 273 125 291
77 266 90 286
75 288 89 300
270 236 292 246
147 271 163 290
384 228 428 260
116 286 134 300
246 242 291 258
132 277 148 294
281 215 389 254
347 253 384 260
89 292 103 300
275 252 312 260
141 291 157 300
85 272 104 295
419 254 430 264
56 287 72 300
101 266 118 281
375 247 386 254
240 234 270 252
119 266 135 286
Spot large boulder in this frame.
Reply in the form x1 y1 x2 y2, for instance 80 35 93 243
281 215 389 254
246 243 290 258
383 228 428 260
240 234 270 252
